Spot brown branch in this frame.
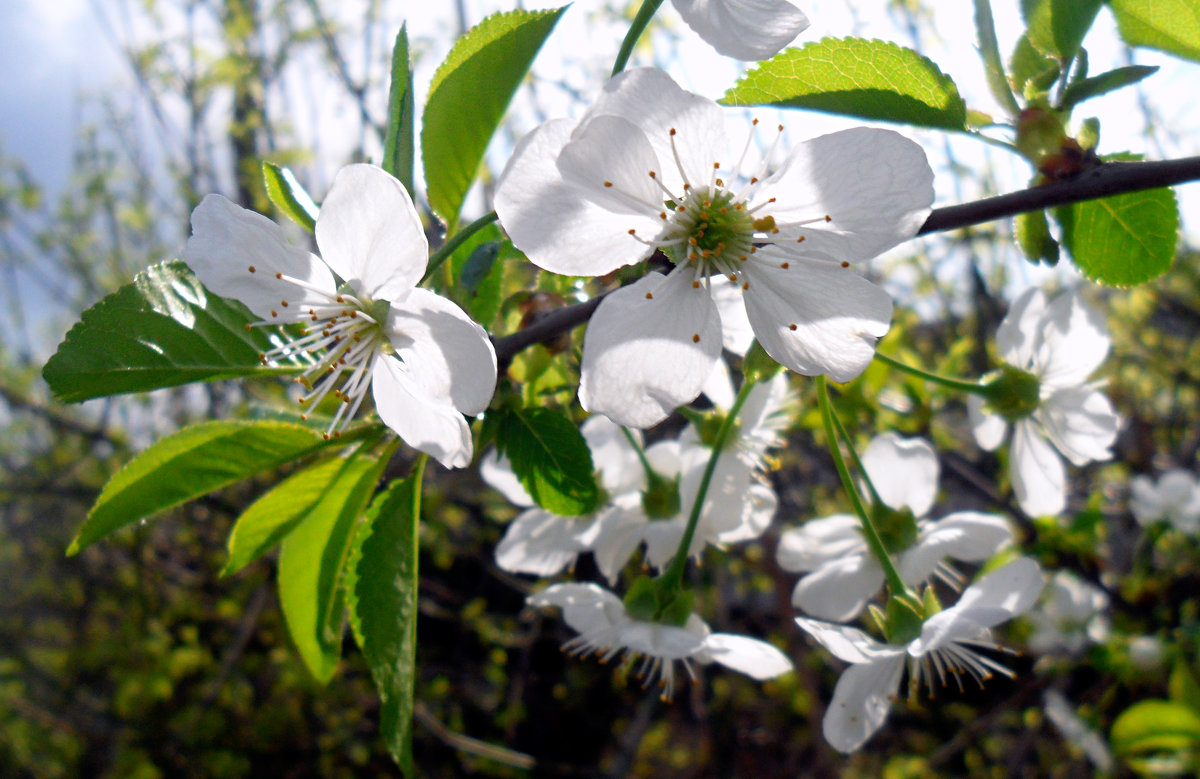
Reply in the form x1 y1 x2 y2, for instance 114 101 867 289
492 155 1200 364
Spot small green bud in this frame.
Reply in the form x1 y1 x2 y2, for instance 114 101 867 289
641 470 682 519
921 585 943 619
1015 107 1068 167
743 339 783 383
1078 117 1100 151
980 365 1042 423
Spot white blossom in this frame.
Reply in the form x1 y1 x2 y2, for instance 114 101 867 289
1027 570 1110 655
777 434 1013 621
1129 469 1200 533
1043 690 1113 772
494 68 933 428
968 287 1119 516
529 582 792 699
797 558 1043 753
183 165 496 468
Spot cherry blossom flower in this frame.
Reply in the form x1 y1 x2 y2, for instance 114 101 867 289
796 557 1043 753
494 68 933 428
1027 570 1110 655
529 582 792 699
777 434 1013 621
968 287 1119 516
184 164 497 468
670 0 809 60
1129 469 1200 533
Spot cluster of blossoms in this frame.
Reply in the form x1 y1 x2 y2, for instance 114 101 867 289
1129 469 1200 533
170 0 1134 757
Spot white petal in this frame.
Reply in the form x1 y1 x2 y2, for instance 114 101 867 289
641 519 687 569
1011 419 1066 517
995 287 1046 369
495 509 590 577
899 512 1013 584
527 582 625 635
619 621 707 660
1037 387 1118 466
372 357 473 469
588 504 649 583
479 449 533 507
1034 288 1111 389
794 617 901 664
861 433 939 517
733 372 794 464
1128 474 1164 525
715 482 777 544
754 128 933 263
494 119 650 276
584 68 728 191
558 114 665 220
822 656 905 753
702 357 736 409
672 0 809 60
711 279 756 355
912 557 1043 654
968 394 1008 451
581 415 646 496
703 633 794 679
315 164 426 300
792 555 884 622
742 259 892 382
775 514 864 572
387 287 497 415
580 271 723 428
184 194 335 319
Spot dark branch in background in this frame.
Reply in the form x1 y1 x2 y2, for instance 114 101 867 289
492 155 1200 364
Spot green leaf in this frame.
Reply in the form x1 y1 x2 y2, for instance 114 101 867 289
1112 700 1200 756
278 445 391 682
43 260 303 403
1110 0 1200 63
422 7 567 230
495 406 599 516
262 161 318 232
1060 65 1158 110
1055 176 1179 287
383 24 416 194
973 0 1021 116
1021 0 1103 59
69 420 345 555
1010 33 1061 97
222 456 346 576
346 469 424 774
1015 209 1059 266
447 223 507 328
721 37 966 131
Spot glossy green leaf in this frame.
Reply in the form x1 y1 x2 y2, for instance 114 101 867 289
1010 33 1060 97
973 0 1020 116
1021 0 1103 60
1111 0 1200 63
422 7 566 230
383 24 416 194
448 223 506 328
1112 700 1200 755
495 406 598 516
1060 65 1158 110
222 456 346 576
722 37 966 130
262 161 318 232
1056 179 1178 287
43 260 303 403
278 446 390 682
346 470 423 774
69 420 342 554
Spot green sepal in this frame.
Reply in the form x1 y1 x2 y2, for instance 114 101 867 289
979 365 1042 423
870 503 920 556
641 470 682 520
743 340 782 383
883 593 925 645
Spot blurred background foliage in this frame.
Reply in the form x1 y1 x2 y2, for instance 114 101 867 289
2 0 1199 776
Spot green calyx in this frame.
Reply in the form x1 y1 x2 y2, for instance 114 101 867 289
641 470 682 519
980 365 1042 423
623 575 694 626
882 593 926 645
743 340 783 383
870 502 920 555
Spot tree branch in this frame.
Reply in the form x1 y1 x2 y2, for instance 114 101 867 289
492 155 1200 363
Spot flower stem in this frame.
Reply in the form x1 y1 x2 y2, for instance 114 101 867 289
621 426 656 481
421 210 500 285
874 351 985 395
611 0 666 76
827 405 883 508
657 376 757 595
816 377 909 598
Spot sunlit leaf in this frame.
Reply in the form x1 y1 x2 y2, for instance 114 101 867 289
1060 65 1158 110
1021 0 1103 60
722 37 966 130
1112 700 1200 756
69 420 349 554
422 7 566 230
262 161 318 232
44 260 303 403
494 406 598 516
383 24 416 194
1110 0 1200 63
